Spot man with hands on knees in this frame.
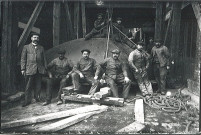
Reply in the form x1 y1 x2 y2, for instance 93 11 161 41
42 50 73 106
71 49 100 95
94 49 131 101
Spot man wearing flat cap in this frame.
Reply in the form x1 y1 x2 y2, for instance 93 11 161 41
113 17 126 43
21 33 47 107
128 41 153 97
94 49 131 99
71 49 100 95
85 13 106 40
42 49 74 105
151 39 170 95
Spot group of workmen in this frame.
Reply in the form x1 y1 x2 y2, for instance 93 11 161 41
20 13 170 107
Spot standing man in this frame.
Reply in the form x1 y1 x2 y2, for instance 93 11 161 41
151 39 170 95
146 37 154 54
128 42 153 97
71 49 100 95
94 49 131 100
21 33 47 107
42 50 74 106
112 17 125 43
85 13 106 40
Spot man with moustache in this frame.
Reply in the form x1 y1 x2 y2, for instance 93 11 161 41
42 50 74 106
128 41 153 97
71 49 100 95
85 13 106 40
151 39 170 95
21 33 47 107
94 49 131 100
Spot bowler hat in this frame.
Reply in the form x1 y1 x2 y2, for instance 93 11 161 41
111 49 121 54
58 50 66 54
81 49 91 54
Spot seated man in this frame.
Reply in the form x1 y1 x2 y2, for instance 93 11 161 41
71 49 100 95
42 50 73 106
85 13 106 40
112 17 125 43
94 49 131 100
128 41 153 97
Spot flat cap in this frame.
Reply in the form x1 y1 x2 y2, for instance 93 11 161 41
116 17 122 21
111 49 121 54
58 50 66 54
154 39 162 43
30 32 40 37
81 49 91 54
97 13 103 16
137 41 145 46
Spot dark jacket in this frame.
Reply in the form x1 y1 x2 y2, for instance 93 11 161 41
73 57 97 77
21 43 47 75
95 57 128 80
151 45 170 67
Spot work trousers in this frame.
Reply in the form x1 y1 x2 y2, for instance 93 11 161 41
46 77 70 102
105 75 131 99
71 72 100 95
153 64 168 92
24 72 42 104
133 68 153 96
85 28 101 40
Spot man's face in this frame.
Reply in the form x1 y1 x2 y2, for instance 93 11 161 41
82 51 90 59
98 15 102 20
112 53 120 60
31 35 39 44
137 44 143 51
155 42 161 48
117 20 121 24
59 54 65 60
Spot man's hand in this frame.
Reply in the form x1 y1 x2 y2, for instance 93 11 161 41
79 73 84 78
167 66 170 70
135 68 139 73
21 70 25 76
124 77 130 84
100 79 105 84
94 76 98 80
66 74 70 79
48 72 53 78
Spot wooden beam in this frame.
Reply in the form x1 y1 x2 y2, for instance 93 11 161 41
134 99 144 123
17 1 44 47
192 2 201 31
74 2 80 39
116 122 145 133
53 1 61 46
18 22 40 34
1 105 108 129
170 2 181 77
86 3 156 8
64 1 74 40
164 9 172 45
35 110 106 132
94 87 111 99
81 2 86 38
154 2 163 41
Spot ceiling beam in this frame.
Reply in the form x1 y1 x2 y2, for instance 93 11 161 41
86 3 156 8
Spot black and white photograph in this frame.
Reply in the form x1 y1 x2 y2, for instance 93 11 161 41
0 0 200 134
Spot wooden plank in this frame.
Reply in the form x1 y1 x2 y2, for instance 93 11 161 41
35 110 106 132
134 99 144 123
81 2 86 37
1 105 108 129
154 2 163 41
62 94 124 106
18 22 40 34
116 121 145 133
17 1 44 47
192 2 201 31
74 2 79 39
53 1 60 46
64 1 74 40
94 88 111 99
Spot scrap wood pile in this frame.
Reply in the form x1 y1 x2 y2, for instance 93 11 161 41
1 105 108 132
62 86 124 106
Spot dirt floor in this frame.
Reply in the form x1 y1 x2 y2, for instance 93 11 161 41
1 86 199 134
